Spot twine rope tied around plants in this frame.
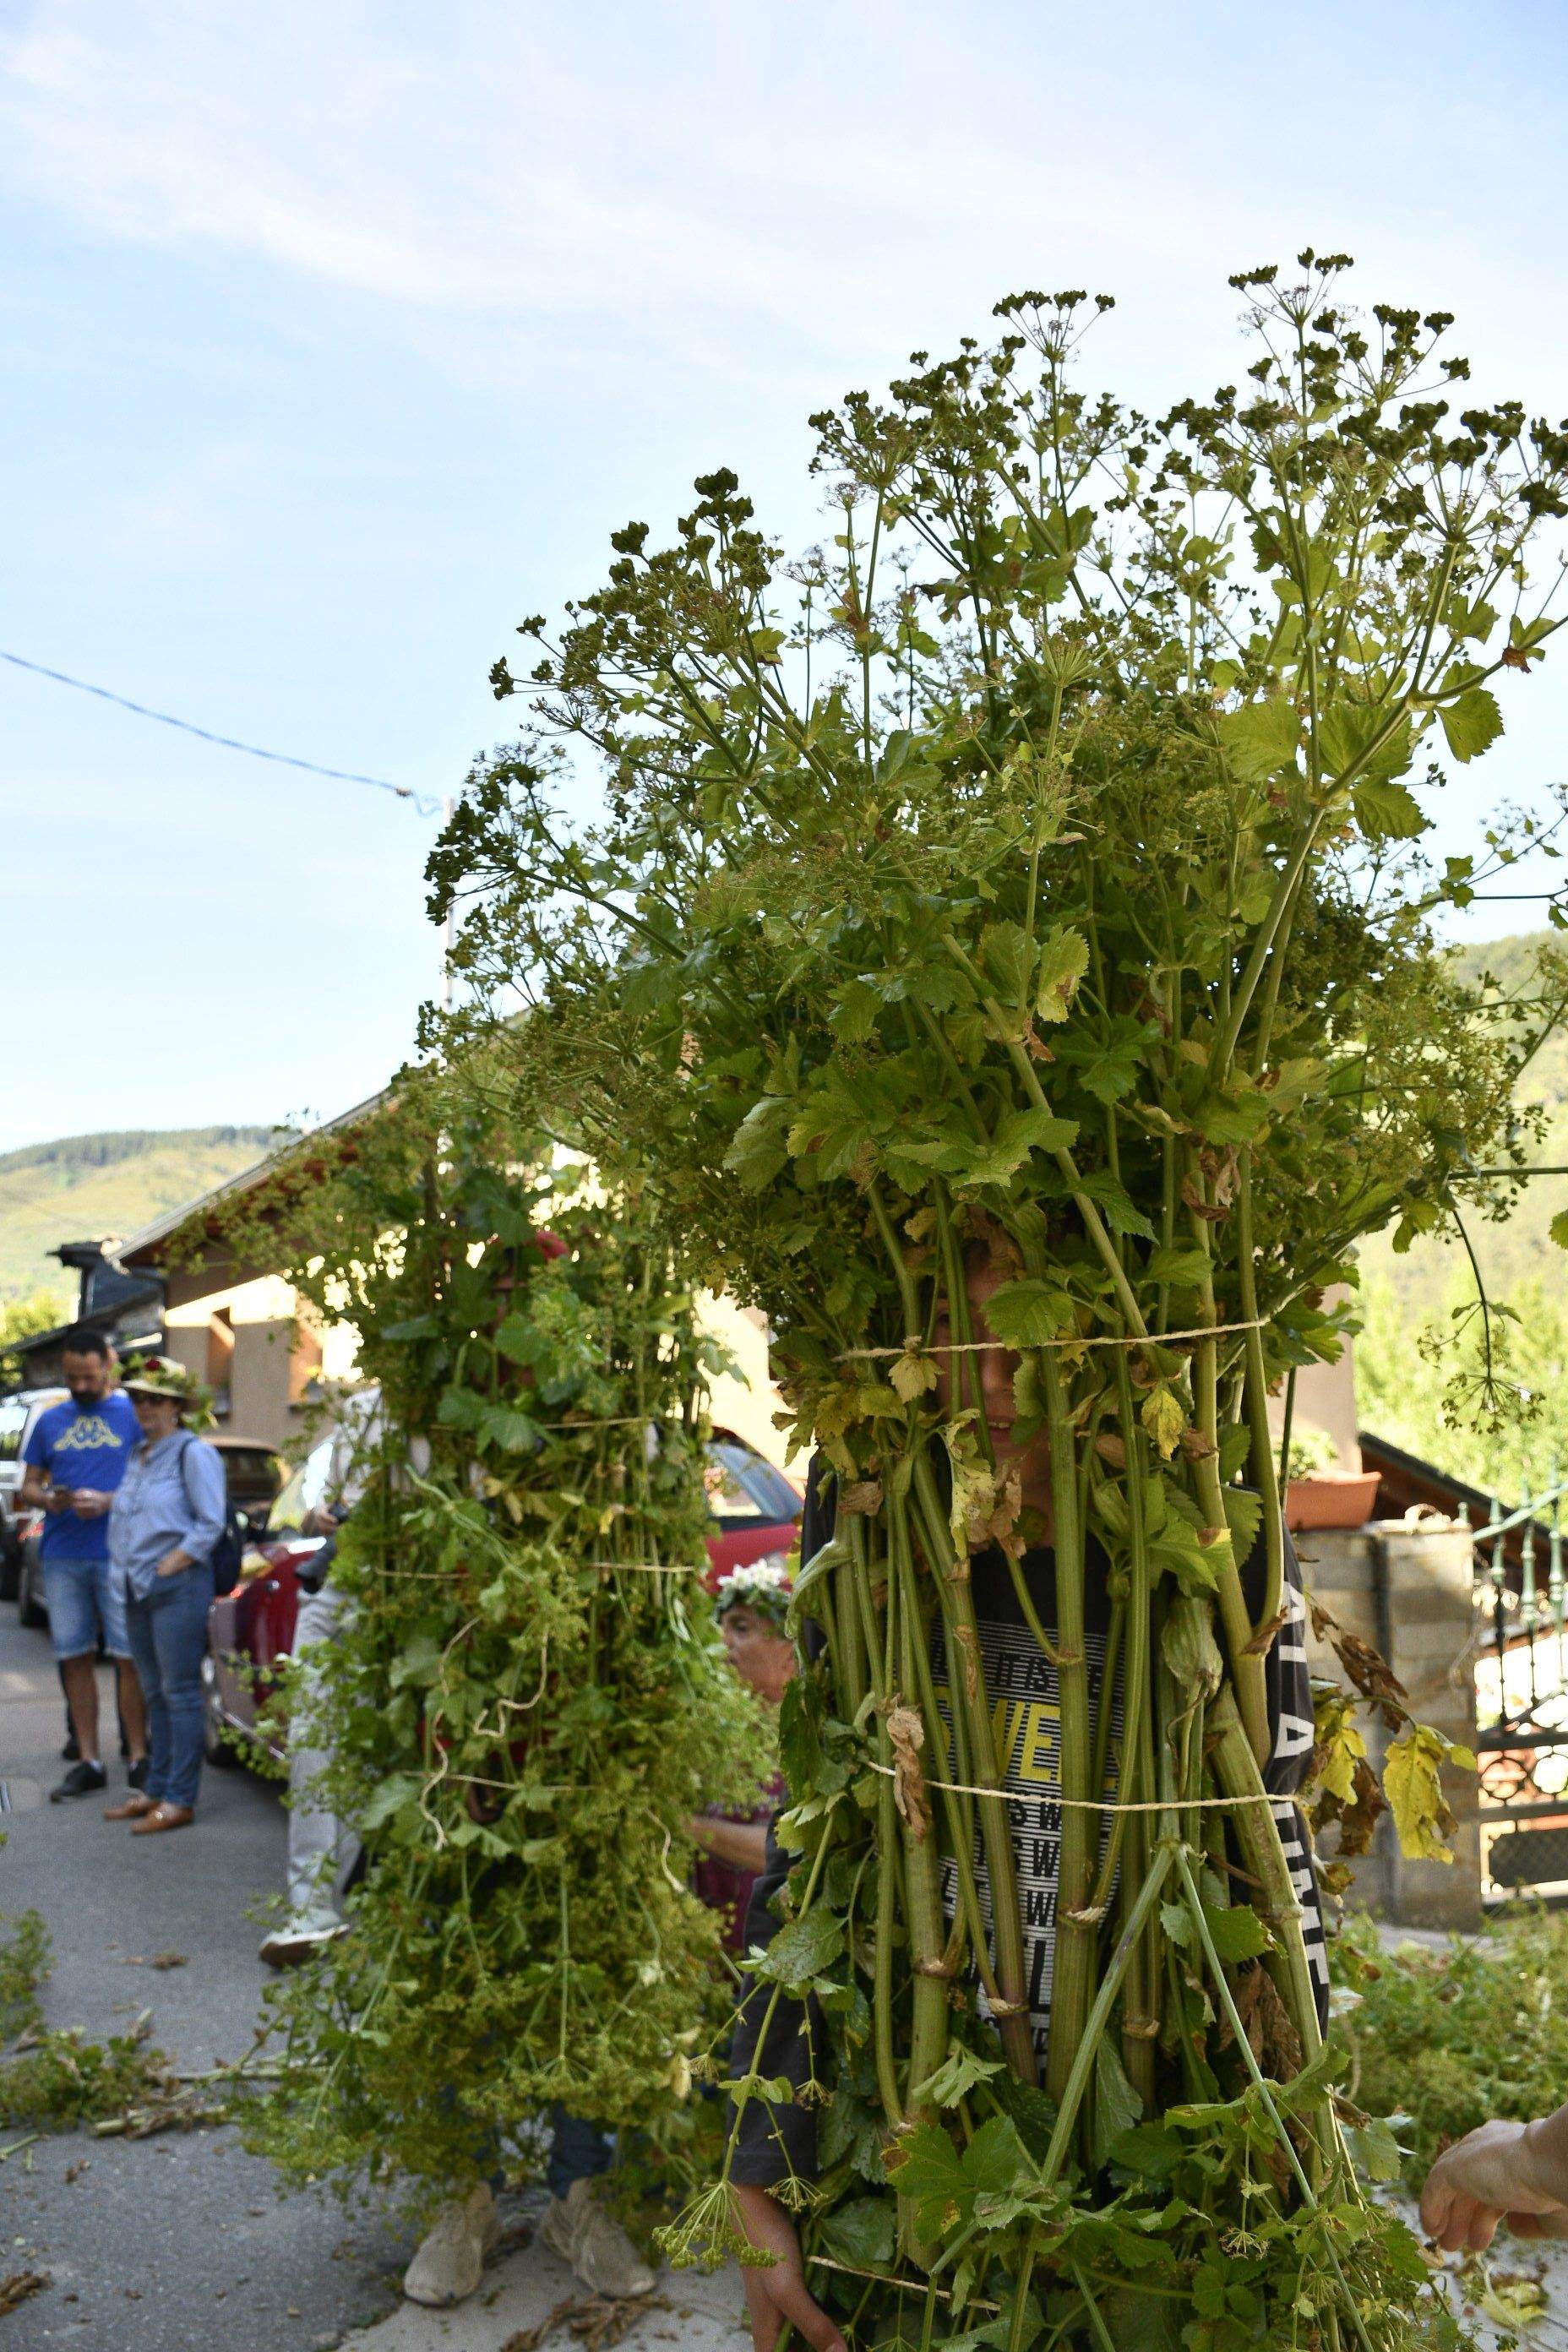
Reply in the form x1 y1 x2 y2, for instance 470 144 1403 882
837 1318 1266 1359
863 1756 1285 1811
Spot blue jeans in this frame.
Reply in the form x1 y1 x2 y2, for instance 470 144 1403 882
547 2106 612 2202
123 1564 214 1810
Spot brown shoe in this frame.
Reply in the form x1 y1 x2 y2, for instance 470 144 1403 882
129 1803 194 1836
104 1794 157 1821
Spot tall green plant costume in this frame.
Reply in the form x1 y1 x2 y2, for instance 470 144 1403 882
436 260 1568 2344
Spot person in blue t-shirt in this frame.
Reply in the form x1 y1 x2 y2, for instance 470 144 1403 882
19 1325 148 1803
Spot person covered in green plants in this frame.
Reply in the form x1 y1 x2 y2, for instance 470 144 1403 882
725 1245 1327 2352
691 1556 797 1947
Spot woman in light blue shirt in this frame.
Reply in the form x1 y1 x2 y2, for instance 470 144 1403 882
106 1357 227 1835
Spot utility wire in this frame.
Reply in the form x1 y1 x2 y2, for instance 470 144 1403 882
0 646 443 818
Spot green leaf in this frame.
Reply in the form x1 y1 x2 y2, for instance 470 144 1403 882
818 2193 895 2271
1549 1209 1568 1250
1190 1087 1272 1146
1075 1168 1155 1240
945 1108 1078 1190
1143 1244 1211 1287
1222 1485 1263 1566
1035 925 1090 1021
1160 1900 1195 1949
961 2113 1030 2196
1220 697 1299 781
980 1278 1076 1347
1351 777 1427 841
978 920 1036 1007
756 1907 846 1990
1108 2121 1185 2179
912 2044 1004 2109
382 1314 438 1342
1089 2040 1143 2173
1204 1903 1271 1963
1439 685 1504 764
478 1405 541 1452
723 1097 792 1190
1344 2115 1404 2185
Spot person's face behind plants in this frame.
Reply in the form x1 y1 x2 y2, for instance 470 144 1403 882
719 1604 798 1707
934 1250 1055 1531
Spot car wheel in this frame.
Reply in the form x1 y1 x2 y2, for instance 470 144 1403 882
0 1538 18 1605
17 1553 47 1630
201 1657 240 1768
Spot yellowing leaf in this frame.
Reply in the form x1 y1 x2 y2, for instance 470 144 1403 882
1141 1384 1185 1460
1384 1723 1473 1862
890 1347 939 1403
1034 924 1090 1022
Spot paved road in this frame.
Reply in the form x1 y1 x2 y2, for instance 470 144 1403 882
0 1603 416 2351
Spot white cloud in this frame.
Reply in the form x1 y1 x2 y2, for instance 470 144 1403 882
8 0 1560 406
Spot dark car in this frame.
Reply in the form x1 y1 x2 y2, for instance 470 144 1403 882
202 1424 803 1767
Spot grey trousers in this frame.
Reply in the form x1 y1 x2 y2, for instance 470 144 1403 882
286 1582 360 1930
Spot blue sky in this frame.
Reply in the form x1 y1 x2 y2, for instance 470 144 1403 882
3 0 1566 1153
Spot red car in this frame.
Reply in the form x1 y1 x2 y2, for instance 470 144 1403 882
201 1425 802 1767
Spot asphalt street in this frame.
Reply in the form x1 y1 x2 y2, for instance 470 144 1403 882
0 1602 418 2352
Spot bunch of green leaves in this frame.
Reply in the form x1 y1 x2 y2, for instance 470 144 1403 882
1337 1907 1568 2185
0 1913 176 2132
237 1078 771 2194
425 258 1568 2344
0 1911 47 2044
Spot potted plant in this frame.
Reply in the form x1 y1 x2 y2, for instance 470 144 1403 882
1284 1425 1382 1532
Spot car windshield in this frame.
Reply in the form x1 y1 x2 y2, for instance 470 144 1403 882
705 1440 800 1526
220 1446 285 1506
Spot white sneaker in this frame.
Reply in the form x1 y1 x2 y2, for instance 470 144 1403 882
402 2183 501 2306
258 1918 346 1969
539 2177 656 2298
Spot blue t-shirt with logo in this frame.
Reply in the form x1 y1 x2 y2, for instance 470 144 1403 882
23 1392 143 1562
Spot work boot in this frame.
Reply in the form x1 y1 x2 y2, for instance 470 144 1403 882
51 1760 106 1802
540 2178 656 2297
402 2183 500 2307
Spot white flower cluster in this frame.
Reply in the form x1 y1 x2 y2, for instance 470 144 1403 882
715 1552 793 1613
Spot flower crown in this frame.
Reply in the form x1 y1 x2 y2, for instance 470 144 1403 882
714 1553 794 1629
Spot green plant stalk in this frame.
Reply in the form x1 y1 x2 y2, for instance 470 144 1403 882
1185 1201 1270 1764
1038 1343 1097 2109
1114 1359 1159 2103
1236 1152 1286 1631
1204 1687 1323 2070
910 1454 1036 2085
888 1493 952 2119
1041 1838 1176 2183
1171 1843 1376 2352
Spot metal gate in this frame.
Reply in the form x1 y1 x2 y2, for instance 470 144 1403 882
1473 1478 1568 1903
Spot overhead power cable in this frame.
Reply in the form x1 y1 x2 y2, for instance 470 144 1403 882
0 646 443 818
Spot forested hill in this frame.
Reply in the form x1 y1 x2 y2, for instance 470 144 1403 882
0 1127 275 1307
1361 929 1568 1321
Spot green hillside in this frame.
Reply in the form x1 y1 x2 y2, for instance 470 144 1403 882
0 1127 276 1308
1360 930 1568 1319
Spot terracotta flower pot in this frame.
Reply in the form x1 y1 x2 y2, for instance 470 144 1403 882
1284 1469 1382 1533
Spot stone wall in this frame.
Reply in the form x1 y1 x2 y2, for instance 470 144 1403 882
1294 1515 1481 1930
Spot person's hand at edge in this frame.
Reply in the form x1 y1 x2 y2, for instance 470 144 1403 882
1421 2116 1568 2253
731 2183 847 2352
